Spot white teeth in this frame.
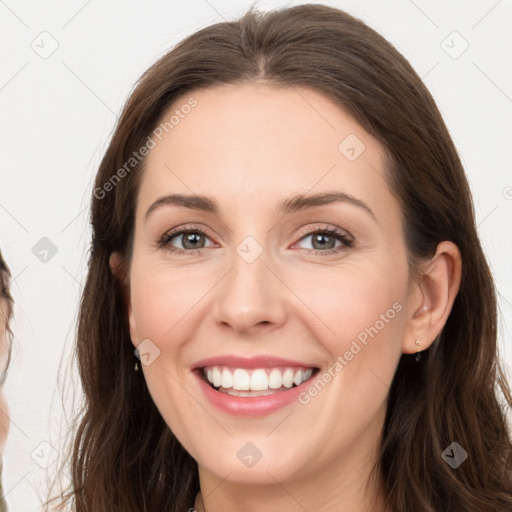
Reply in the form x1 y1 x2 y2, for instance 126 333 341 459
221 368 233 388
212 367 222 387
282 368 294 388
232 368 250 390
203 365 315 392
268 369 283 389
250 369 269 391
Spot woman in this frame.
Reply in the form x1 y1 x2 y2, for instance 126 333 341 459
52 4 512 511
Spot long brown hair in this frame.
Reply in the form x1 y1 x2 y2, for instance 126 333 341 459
50 4 512 511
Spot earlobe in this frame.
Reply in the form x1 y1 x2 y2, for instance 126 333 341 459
403 241 462 354
127 302 139 348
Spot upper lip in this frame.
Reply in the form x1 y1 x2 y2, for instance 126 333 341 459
192 355 318 370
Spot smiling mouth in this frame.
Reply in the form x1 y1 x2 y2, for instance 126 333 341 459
198 365 319 397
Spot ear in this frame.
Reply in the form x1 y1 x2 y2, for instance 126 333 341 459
402 241 462 354
109 252 139 347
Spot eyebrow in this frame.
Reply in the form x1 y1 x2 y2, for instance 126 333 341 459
144 191 376 222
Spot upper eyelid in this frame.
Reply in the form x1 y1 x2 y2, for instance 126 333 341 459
163 224 216 242
294 224 352 240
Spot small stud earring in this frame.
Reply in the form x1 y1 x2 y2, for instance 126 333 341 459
414 340 422 362
134 362 139 371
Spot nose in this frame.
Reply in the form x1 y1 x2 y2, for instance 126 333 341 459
212 243 287 336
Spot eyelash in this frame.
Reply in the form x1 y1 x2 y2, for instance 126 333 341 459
158 224 354 256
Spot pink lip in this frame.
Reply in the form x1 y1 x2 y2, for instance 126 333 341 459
192 355 316 370
193 370 316 416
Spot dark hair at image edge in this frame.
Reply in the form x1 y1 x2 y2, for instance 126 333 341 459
47 4 512 511
0 249 13 386
0 249 13 512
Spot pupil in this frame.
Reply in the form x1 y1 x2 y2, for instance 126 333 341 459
183 233 201 249
313 234 333 250
183 232 203 249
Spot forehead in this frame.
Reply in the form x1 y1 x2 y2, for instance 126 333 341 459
138 83 394 218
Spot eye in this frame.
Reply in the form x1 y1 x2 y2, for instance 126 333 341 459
294 226 354 255
158 224 354 257
159 225 215 255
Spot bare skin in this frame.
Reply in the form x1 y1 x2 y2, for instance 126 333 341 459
111 83 461 512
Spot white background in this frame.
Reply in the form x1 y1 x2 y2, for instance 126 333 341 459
1 1 511 510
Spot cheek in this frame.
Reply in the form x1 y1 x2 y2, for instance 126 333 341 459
129 259 209 345
284 263 407 453
292 258 408 350
128 267 200 452
289 259 408 423
128 259 219 439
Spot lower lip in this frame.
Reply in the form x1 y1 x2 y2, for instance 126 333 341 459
194 370 315 416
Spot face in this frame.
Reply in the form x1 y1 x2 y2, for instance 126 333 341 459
120 84 416 492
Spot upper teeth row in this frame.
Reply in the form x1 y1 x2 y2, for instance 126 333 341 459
204 366 314 391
